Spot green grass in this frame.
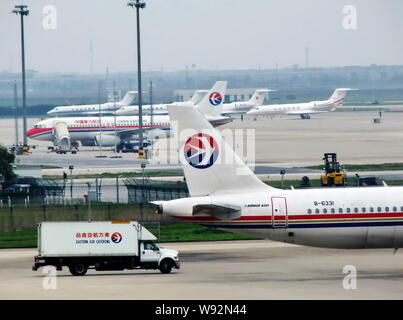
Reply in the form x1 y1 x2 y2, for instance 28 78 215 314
0 223 254 249
15 165 62 169
0 230 37 248
300 163 403 172
158 223 254 242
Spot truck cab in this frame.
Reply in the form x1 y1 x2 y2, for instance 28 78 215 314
140 241 180 274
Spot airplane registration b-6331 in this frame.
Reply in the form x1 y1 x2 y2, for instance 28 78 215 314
152 103 403 249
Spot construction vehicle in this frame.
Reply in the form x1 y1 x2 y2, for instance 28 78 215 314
320 153 346 187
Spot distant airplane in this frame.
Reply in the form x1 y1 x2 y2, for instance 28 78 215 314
27 81 231 150
46 91 137 116
221 89 275 116
247 88 356 119
117 88 274 117
115 90 208 116
152 103 403 249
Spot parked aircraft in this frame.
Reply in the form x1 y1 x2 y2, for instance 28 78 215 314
221 89 274 116
27 82 231 150
116 90 208 116
152 103 403 249
117 89 273 116
46 91 137 116
247 88 355 119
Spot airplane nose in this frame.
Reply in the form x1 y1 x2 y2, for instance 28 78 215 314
26 128 34 138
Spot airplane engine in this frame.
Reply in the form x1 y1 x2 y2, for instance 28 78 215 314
94 134 121 147
146 128 170 140
80 139 97 147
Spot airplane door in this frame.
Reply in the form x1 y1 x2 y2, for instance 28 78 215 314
271 197 288 228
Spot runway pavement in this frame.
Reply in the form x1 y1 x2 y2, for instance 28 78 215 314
1 240 403 300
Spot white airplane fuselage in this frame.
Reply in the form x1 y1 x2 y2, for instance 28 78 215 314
47 102 128 116
27 115 171 142
161 186 403 249
116 103 171 116
247 99 339 117
27 115 231 143
221 101 257 115
117 101 259 116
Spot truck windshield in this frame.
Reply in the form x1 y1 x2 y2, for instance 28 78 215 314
144 242 158 251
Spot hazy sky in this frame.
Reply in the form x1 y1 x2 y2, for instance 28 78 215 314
1 0 403 73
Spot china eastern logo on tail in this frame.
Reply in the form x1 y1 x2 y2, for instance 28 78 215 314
184 133 219 169
209 92 223 106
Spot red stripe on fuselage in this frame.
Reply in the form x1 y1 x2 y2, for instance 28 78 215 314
172 212 403 222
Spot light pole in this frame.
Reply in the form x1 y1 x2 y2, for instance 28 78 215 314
127 0 146 159
13 81 19 146
69 165 74 202
116 175 122 204
86 182 91 222
140 163 146 224
149 80 154 127
110 81 122 158
12 5 29 148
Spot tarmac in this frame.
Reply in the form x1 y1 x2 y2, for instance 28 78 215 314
1 240 403 299
2 109 403 299
4 109 403 182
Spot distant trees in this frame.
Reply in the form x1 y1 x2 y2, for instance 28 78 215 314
0 146 16 182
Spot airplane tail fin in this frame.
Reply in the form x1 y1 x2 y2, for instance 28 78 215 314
247 89 273 106
119 91 137 106
168 104 271 197
188 90 208 105
328 88 356 107
195 81 227 119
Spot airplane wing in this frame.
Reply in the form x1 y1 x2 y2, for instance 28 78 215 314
114 126 168 140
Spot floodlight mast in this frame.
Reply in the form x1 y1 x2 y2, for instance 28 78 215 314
12 5 29 147
127 0 146 159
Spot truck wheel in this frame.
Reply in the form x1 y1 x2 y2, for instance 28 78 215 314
159 259 173 274
69 263 88 276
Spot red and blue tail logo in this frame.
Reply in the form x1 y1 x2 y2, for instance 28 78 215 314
209 92 223 106
111 232 123 243
184 133 219 169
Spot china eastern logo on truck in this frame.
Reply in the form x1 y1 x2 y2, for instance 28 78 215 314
75 232 122 244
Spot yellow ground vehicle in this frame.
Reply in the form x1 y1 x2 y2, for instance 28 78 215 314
321 153 346 187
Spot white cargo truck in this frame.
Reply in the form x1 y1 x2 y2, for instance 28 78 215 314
32 221 180 276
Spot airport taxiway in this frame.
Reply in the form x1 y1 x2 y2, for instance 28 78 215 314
1 240 403 299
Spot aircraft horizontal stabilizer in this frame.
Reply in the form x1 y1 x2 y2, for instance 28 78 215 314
192 203 241 220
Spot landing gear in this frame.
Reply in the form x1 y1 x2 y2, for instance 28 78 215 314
300 114 311 120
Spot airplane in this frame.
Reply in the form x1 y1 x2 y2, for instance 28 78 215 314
247 88 355 119
221 89 275 116
117 89 273 117
46 91 137 116
27 81 231 150
116 90 208 116
152 103 403 249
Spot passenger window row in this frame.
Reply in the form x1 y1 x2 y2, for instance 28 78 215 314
307 206 403 214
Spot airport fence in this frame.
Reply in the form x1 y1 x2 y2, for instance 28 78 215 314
1 177 190 206
0 203 177 232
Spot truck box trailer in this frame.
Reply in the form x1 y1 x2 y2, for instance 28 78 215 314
32 221 180 276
